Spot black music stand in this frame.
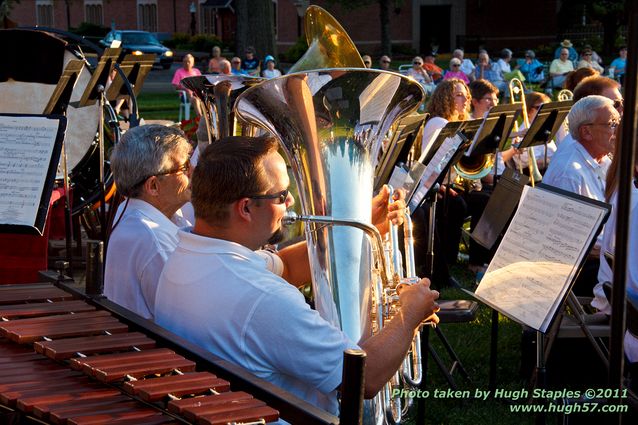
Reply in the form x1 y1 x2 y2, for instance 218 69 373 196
77 47 122 243
0 114 67 235
374 113 428 192
464 104 521 188
105 53 155 128
516 100 572 167
42 59 86 274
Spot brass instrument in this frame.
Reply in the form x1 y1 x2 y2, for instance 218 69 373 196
557 88 574 101
287 5 365 74
235 69 425 425
509 78 542 186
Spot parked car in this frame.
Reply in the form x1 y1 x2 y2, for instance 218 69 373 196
100 30 173 69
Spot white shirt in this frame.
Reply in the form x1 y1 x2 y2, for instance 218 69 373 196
420 116 448 159
460 58 475 78
104 199 189 319
262 68 282 79
154 230 359 416
542 140 610 248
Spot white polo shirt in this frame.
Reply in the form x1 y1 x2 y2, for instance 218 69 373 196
105 198 187 319
154 229 359 415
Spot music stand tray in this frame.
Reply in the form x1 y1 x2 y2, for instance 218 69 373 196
466 104 522 156
78 47 122 107
105 53 155 101
517 100 572 150
42 60 85 115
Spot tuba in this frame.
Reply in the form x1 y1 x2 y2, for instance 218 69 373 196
235 69 425 424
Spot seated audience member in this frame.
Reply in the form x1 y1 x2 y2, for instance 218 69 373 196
362 55 372 68
583 44 604 67
230 57 248 76
379 55 392 70
154 136 440 414
475 51 506 94
452 48 475 81
518 50 545 84
549 48 575 89
172 53 203 116
241 46 261 76
443 57 470 84
543 96 619 294
407 56 434 94
105 125 193 319
218 59 232 75
554 39 578 63
577 48 604 73
422 52 443 82
261 55 282 79
207 45 225 73
608 46 627 83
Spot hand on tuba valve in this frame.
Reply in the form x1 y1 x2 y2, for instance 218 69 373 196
372 185 406 235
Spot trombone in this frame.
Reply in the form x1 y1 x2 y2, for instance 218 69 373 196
508 78 542 186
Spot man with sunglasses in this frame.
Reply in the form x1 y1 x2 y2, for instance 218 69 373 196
154 135 440 416
105 125 194 319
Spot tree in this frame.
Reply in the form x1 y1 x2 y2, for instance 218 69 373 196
234 0 276 59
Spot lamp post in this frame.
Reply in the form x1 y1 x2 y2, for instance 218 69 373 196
189 2 196 36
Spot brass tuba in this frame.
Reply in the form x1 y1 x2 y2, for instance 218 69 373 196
235 69 425 424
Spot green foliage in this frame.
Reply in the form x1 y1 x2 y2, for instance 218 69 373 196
391 43 416 57
163 33 224 53
69 22 110 37
283 36 308 63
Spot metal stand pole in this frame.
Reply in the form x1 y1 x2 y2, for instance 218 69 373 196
60 142 74 277
340 349 366 425
98 86 107 243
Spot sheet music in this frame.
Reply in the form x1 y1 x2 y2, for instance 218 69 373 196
475 185 608 332
0 116 59 226
408 134 464 211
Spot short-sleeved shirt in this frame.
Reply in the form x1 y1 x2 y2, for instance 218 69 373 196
549 59 574 75
609 57 626 76
104 199 188 318
171 67 202 89
154 230 359 415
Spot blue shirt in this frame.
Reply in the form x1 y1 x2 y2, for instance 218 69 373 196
609 57 626 76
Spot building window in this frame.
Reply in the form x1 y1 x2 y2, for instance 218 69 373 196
272 0 278 39
85 1 103 25
200 6 217 35
35 1 54 27
137 0 158 32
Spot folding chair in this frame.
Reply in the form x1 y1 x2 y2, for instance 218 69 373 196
177 90 191 121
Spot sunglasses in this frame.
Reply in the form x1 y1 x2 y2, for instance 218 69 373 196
250 189 289 204
613 99 624 110
382 60 391 64
413 62 423 65
452 64 460 67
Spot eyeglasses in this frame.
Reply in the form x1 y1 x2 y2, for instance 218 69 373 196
451 64 460 67
583 53 592 57
481 96 498 103
584 121 620 130
413 62 423 65
250 189 289 204
132 160 191 188
613 99 624 110
382 60 391 64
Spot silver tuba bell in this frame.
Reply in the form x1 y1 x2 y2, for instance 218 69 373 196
235 69 424 424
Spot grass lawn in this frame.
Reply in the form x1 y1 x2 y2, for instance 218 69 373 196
137 92 181 122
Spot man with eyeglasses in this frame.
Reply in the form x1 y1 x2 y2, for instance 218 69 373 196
154 135 440 417
104 125 194 319
543 96 619 294
378 55 392 70
549 48 575 89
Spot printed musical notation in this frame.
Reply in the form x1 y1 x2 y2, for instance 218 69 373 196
475 186 608 332
0 116 60 227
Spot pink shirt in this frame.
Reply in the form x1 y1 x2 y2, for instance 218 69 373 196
443 70 470 84
172 67 202 89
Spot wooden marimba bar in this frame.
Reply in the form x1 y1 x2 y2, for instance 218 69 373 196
0 283 280 425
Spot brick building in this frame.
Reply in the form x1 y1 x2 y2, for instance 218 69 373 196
7 0 559 57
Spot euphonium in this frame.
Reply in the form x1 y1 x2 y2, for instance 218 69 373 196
557 88 573 101
235 69 424 425
509 78 542 186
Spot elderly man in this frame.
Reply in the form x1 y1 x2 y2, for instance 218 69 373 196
543 96 619 294
154 136 440 416
379 55 391 70
549 48 574 89
105 125 193 319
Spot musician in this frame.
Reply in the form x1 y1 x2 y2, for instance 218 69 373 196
543 96 619 294
154 136 440 415
105 125 193 319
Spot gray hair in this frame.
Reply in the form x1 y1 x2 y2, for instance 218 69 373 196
453 49 464 58
525 50 535 59
500 48 512 59
110 125 192 198
568 95 614 140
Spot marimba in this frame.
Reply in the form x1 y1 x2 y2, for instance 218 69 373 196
0 283 339 425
